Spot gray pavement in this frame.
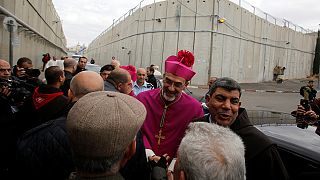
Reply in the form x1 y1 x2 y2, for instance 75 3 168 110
188 78 320 99
239 78 319 93
187 78 320 113
191 78 319 94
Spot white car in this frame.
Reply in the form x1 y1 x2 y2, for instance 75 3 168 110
71 55 82 60
85 64 101 74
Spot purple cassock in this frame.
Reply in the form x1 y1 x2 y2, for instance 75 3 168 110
136 88 204 160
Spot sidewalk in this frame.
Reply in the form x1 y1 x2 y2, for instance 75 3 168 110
239 79 306 93
193 78 319 93
188 78 319 101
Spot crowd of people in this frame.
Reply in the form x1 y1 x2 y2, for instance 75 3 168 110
2 49 313 180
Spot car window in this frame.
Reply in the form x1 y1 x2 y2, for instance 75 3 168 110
85 64 101 74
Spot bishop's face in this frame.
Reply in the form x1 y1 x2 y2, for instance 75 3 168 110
207 87 241 127
162 73 186 102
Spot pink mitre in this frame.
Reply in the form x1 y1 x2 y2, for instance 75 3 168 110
165 50 196 81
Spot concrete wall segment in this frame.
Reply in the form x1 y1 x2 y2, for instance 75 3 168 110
0 0 66 67
87 0 317 84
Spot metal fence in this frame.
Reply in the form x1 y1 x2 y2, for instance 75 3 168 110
91 0 314 46
229 0 314 33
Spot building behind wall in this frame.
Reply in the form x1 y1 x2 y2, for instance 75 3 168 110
86 0 317 85
0 0 67 69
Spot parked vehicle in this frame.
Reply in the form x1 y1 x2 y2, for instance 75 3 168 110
85 64 101 74
248 110 320 179
71 54 82 60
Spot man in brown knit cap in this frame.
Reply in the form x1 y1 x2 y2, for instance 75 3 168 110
67 91 146 179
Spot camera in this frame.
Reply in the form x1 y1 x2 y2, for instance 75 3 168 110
25 68 41 77
12 65 41 78
0 78 33 104
300 99 310 111
296 99 317 129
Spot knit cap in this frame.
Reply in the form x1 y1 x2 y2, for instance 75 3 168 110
67 91 146 158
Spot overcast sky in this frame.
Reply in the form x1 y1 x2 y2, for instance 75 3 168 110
52 0 320 47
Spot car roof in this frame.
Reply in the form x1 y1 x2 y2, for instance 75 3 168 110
85 64 101 73
257 125 320 162
247 110 320 162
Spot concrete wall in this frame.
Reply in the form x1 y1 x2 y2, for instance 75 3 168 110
0 0 67 69
86 0 317 84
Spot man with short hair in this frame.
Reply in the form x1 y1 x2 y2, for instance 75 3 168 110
0 59 16 179
146 66 158 89
74 56 87 75
194 77 289 180
67 91 146 179
133 68 153 95
0 59 11 99
100 64 115 81
174 122 246 180
137 50 203 164
16 66 69 135
13 57 33 79
104 68 133 95
0 59 11 80
12 57 42 89
15 71 105 180
150 64 162 78
61 58 77 96
301 80 317 101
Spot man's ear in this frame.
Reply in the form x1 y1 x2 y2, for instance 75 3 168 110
174 170 186 180
205 94 211 103
117 83 122 91
68 89 75 101
59 76 64 82
184 81 189 88
179 171 186 180
182 81 189 90
120 139 136 168
239 101 242 107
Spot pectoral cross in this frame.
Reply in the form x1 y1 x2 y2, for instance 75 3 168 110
155 129 165 145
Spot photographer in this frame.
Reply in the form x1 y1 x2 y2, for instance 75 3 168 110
0 59 14 118
0 59 17 178
296 99 320 136
12 57 42 92
300 80 317 101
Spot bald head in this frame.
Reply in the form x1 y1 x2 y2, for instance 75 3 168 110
64 58 77 73
108 68 131 84
107 68 132 94
70 71 104 100
136 68 146 84
137 68 146 74
0 59 11 80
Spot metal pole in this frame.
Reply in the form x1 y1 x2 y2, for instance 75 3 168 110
8 20 14 67
318 26 320 89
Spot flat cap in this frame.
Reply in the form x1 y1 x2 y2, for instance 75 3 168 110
67 91 146 158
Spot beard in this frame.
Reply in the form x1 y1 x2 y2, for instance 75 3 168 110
163 92 176 101
162 89 180 102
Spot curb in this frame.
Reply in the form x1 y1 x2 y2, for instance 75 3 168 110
188 86 300 93
242 89 299 93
